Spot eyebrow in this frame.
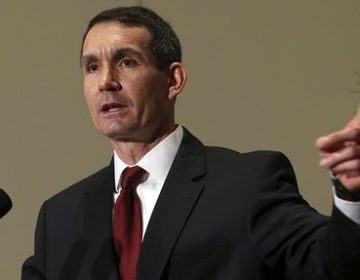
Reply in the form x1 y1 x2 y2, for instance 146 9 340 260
81 47 144 67
81 54 97 67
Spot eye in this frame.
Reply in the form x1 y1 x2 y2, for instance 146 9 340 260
120 58 137 68
87 63 99 73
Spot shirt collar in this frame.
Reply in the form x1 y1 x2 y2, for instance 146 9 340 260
114 125 183 192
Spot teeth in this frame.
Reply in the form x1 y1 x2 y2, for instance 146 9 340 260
108 107 120 112
102 103 125 112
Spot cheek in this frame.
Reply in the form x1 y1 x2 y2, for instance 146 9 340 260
83 94 98 122
83 73 99 93
83 80 96 106
83 90 92 108
83 79 93 96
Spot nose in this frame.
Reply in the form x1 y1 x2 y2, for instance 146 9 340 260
99 67 121 92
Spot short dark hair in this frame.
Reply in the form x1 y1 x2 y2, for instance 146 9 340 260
81 6 182 70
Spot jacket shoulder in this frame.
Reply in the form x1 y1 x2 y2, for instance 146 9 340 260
205 146 290 163
46 163 113 204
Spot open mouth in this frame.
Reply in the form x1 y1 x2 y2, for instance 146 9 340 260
101 103 127 113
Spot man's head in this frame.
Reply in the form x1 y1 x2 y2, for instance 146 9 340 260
81 6 186 145
81 6 182 71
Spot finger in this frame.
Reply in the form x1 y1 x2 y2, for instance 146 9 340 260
316 105 360 151
328 159 360 174
316 128 360 153
319 145 360 169
338 173 360 191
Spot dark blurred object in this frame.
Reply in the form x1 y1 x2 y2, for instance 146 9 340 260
0 188 12 218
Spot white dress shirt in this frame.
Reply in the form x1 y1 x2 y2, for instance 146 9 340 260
333 188 360 224
113 125 183 238
113 125 360 240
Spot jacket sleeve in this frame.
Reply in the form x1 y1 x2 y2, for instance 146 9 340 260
320 206 360 279
247 151 360 280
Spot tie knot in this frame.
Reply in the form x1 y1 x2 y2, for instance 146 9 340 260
121 166 146 190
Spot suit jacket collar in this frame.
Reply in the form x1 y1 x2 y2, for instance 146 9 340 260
137 128 206 280
77 161 120 279
76 128 206 280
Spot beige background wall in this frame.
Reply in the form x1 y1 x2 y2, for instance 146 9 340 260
1 0 359 278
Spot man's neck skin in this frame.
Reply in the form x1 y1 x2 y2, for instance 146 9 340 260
110 125 176 165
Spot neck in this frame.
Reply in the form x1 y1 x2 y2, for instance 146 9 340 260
110 126 176 165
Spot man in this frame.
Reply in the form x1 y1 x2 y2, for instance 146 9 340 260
22 6 360 280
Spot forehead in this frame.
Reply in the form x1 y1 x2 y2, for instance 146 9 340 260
82 21 151 55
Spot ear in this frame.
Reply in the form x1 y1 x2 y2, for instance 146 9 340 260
167 62 187 100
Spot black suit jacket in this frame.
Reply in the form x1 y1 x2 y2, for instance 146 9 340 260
22 129 360 280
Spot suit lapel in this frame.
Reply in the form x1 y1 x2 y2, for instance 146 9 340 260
137 129 206 280
76 162 120 279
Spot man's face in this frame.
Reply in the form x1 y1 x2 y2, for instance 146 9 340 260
81 21 175 143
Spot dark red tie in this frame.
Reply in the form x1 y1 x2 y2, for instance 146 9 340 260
113 166 146 280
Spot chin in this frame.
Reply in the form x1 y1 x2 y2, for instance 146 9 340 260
100 125 137 141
